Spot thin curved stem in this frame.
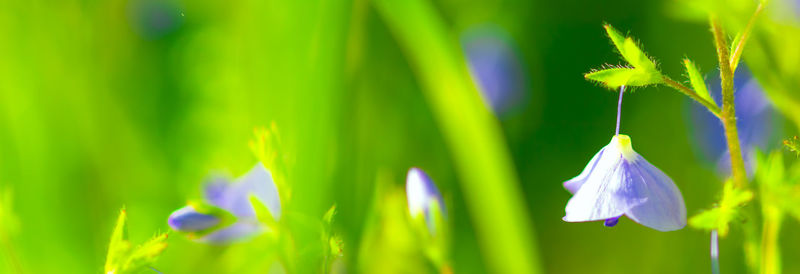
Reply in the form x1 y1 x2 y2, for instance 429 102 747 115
616 86 624 136
662 76 721 117
711 230 720 274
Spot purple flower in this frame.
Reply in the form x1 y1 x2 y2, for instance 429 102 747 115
461 24 527 116
563 134 687 232
406 167 445 232
168 162 281 243
688 66 780 178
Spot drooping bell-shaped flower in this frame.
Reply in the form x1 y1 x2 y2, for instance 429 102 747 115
563 134 687 231
168 162 281 243
563 87 686 231
406 167 445 233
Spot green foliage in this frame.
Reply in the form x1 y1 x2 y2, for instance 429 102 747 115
250 124 293 203
756 150 800 222
682 59 714 104
0 188 18 237
105 208 168 274
689 179 753 237
584 67 663 89
183 201 239 239
784 136 800 157
585 24 664 89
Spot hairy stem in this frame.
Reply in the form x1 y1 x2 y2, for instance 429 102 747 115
730 2 764 72
662 76 721 117
760 205 783 274
710 16 748 188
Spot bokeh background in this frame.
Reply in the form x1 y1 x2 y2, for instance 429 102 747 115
0 0 798 273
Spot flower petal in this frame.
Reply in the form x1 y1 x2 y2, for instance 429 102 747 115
563 154 647 222
564 148 606 194
167 206 220 232
198 221 263 244
623 157 687 231
406 167 444 218
205 163 282 220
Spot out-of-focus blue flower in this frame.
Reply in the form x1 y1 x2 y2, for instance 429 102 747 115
168 162 281 243
563 134 687 232
461 24 527 116
688 66 780 178
127 0 184 39
406 167 445 233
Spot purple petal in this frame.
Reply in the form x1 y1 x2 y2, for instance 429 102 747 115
198 221 264 244
623 157 686 232
563 135 686 231
604 216 621 227
564 148 606 194
204 163 282 220
167 206 220 232
406 167 445 231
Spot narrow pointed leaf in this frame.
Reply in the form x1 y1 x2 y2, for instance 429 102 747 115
584 67 662 89
603 24 660 74
683 59 713 103
123 233 168 272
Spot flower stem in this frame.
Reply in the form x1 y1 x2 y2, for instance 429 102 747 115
710 15 749 188
662 76 721 117
711 230 720 274
760 205 783 274
616 86 624 136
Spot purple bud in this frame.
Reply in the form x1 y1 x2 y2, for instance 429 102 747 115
167 206 220 232
406 167 445 231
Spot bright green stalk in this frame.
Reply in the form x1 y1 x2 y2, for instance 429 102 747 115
710 16 749 188
760 205 783 274
372 0 542 273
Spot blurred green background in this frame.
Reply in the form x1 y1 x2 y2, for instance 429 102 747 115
0 0 797 273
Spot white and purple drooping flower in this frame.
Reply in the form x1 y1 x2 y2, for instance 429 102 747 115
563 87 686 231
563 134 687 231
168 162 281 243
406 167 445 233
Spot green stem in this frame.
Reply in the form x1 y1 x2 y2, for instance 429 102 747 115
729 2 764 72
759 205 783 274
373 0 542 273
662 76 721 117
710 16 749 188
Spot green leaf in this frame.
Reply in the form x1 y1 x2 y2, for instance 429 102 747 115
105 208 130 273
249 194 277 228
323 204 337 225
584 67 662 88
688 180 753 237
683 59 714 104
603 24 661 74
122 233 168 272
104 208 168 274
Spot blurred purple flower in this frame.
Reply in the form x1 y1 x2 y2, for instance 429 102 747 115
406 167 445 232
168 162 281 243
461 24 527 116
127 0 184 39
687 66 780 178
563 134 687 232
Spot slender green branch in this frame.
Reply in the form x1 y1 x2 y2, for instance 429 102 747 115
760 205 783 274
662 76 721 117
730 3 764 72
711 16 749 187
